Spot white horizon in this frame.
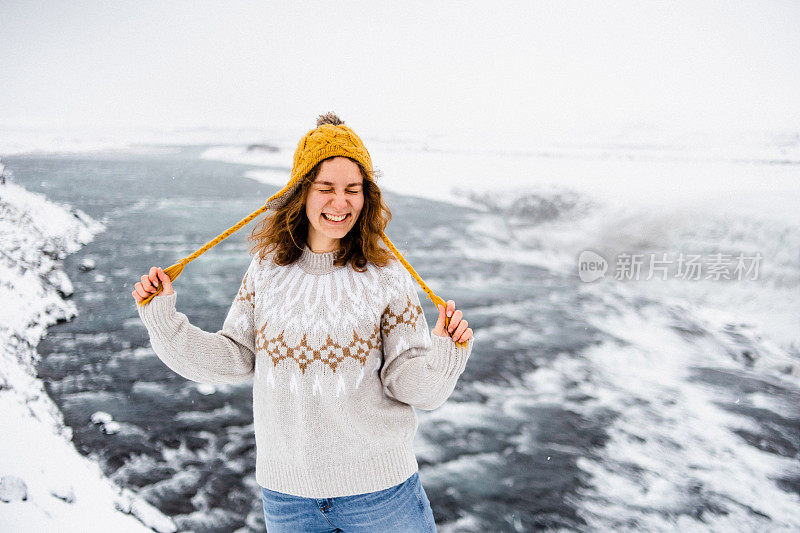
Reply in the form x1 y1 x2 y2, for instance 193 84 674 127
1 0 798 142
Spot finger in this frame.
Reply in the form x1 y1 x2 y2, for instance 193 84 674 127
448 310 463 333
433 304 447 336
446 300 455 317
452 320 468 340
132 290 141 303
456 327 473 343
149 267 161 287
134 283 149 299
157 268 171 289
141 274 155 292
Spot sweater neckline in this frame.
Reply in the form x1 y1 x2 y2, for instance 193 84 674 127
297 244 346 275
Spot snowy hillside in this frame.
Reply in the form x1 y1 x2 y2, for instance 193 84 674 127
0 162 175 532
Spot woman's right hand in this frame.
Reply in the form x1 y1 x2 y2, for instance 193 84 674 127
132 267 174 304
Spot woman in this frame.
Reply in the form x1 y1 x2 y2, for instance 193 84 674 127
133 113 475 532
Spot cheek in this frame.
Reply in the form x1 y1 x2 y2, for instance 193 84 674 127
354 194 365 213
305 195 323 214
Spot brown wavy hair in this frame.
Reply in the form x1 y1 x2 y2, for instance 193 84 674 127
247 157 396 272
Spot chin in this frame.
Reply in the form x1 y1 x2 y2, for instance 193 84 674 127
326 229 351 238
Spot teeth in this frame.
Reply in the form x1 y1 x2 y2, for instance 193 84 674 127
324 213 347 221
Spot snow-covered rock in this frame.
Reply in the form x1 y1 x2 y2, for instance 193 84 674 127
78 257 96 272
50 483 76 503
90 411 113 425
0 475 28 502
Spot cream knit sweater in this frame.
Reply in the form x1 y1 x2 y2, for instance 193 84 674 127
136 244 474 498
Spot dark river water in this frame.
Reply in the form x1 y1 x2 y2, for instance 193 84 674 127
4 145 799 532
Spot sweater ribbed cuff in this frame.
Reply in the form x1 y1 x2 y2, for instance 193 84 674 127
428 333 473 378
137 292 179 337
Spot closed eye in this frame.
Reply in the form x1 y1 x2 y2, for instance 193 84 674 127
320 189 360 194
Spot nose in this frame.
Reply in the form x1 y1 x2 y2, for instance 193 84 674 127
330 193 348 211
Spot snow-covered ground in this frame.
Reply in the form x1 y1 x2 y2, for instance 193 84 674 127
0 162 175 532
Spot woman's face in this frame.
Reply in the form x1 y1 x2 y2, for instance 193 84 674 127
305 156 365 251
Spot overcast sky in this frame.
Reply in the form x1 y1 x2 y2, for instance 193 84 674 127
1 1 798 140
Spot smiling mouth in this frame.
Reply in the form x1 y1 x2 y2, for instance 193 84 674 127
322 213 350 222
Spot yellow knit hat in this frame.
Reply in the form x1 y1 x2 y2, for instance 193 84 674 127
138 112 467 349
264 115 373 211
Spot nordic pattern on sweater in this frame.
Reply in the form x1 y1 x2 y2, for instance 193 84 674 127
231 248 435 392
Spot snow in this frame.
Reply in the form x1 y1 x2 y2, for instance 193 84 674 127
0 168 176 532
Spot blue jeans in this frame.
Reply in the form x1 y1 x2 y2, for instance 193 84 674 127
260 471 438 532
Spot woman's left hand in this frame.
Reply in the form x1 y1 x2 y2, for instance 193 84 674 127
433 299 473 343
